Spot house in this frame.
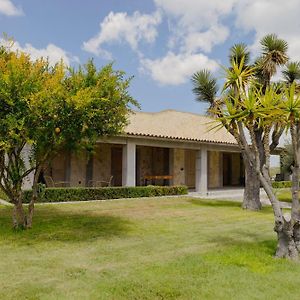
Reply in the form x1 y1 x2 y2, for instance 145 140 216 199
41 110 244 193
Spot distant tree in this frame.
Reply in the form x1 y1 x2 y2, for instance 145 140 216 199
0 43 138 229
281 143 294 176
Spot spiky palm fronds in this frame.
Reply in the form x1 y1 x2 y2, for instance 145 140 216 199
223 56 256 93
260 34 288 79
191 70 218 106
282 61 300 84
229 43 250 66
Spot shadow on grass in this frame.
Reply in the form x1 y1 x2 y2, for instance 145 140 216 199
188 198 273 214
0 205 132 243
208 234 276 255
188 198 242 208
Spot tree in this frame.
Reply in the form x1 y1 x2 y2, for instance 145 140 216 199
0 44 138 229
192 34 289 211
215 78 300 259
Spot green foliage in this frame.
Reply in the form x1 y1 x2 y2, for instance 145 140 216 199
281 144 294 174
0 41 138 213
260 34 289 78
282 61 300 84
272 181 293 188
22 186 188 203
191 70 218 107
229 43 250 66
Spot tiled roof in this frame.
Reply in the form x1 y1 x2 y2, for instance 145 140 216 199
125 110 237 145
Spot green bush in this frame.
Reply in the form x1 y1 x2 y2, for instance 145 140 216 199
0 189 8 201
22 185 188 203
272 181 293 188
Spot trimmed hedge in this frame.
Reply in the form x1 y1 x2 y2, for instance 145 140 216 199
22 185 188 203
272 181 293 189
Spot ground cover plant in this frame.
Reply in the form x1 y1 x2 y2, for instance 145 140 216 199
1 197 300 299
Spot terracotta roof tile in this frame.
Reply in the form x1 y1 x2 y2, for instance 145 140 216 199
125 110 237 145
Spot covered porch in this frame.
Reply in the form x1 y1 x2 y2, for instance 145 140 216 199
43 138 244 193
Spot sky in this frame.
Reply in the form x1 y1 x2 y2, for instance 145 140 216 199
1 0 300 116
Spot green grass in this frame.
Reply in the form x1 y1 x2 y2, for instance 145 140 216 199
1 197 300 299
275 188 292 202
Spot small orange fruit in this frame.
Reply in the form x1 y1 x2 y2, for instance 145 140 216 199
55 127 61 134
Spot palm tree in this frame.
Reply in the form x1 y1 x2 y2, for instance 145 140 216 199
191 69 218 112
229 43 250 66
282 61 300 85
259 33 289 87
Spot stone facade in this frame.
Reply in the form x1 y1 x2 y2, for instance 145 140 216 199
231 153 241 185
208 151 222 188
171 148 185 185
93 143 111 185
46 142 243 190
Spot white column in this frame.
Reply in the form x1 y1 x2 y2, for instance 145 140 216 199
122 141 136 187
195 147 208 194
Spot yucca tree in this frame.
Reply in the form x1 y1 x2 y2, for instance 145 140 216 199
282 61 300 90
218 81 300 259
223 45 264 210
191 69 218 112
259 33 289 87
229 43 250 66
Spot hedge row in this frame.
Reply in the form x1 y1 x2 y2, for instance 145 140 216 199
22 185 188 203
272 181 293 188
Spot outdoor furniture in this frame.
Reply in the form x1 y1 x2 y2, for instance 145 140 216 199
44 176 70 188
143 175 173 186
88 176 113 187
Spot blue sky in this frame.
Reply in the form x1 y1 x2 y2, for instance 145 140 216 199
1 0 299 114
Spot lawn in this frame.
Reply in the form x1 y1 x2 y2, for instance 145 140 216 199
1 197 300 300
275 188 292 202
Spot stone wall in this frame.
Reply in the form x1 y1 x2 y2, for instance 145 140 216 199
138 146 152 185
231 152 241 185
184 149 196 188
50 151 69 183
208 151 222 188
171 148 185 185
93 143 111 185
69 152 87 187
137 146 170 185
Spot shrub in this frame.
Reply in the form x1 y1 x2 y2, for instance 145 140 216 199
272 181 293 188
22 185 188 203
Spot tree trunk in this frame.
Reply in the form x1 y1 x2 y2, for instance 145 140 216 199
26 166 42 229
12 198 26 229
275 215 299 260
242 160 261 210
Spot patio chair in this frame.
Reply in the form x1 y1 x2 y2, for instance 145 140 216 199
44 176 70 188
88 176 113 187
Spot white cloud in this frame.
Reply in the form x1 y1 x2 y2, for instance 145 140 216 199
235 0 300 61
1 40 79 66
140 52 218 85
0 0 23 16
82 11 161 58
154 0 236 28
181 24 229 54
155 0 236 53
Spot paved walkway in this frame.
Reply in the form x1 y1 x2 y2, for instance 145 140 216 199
0 199 12 206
